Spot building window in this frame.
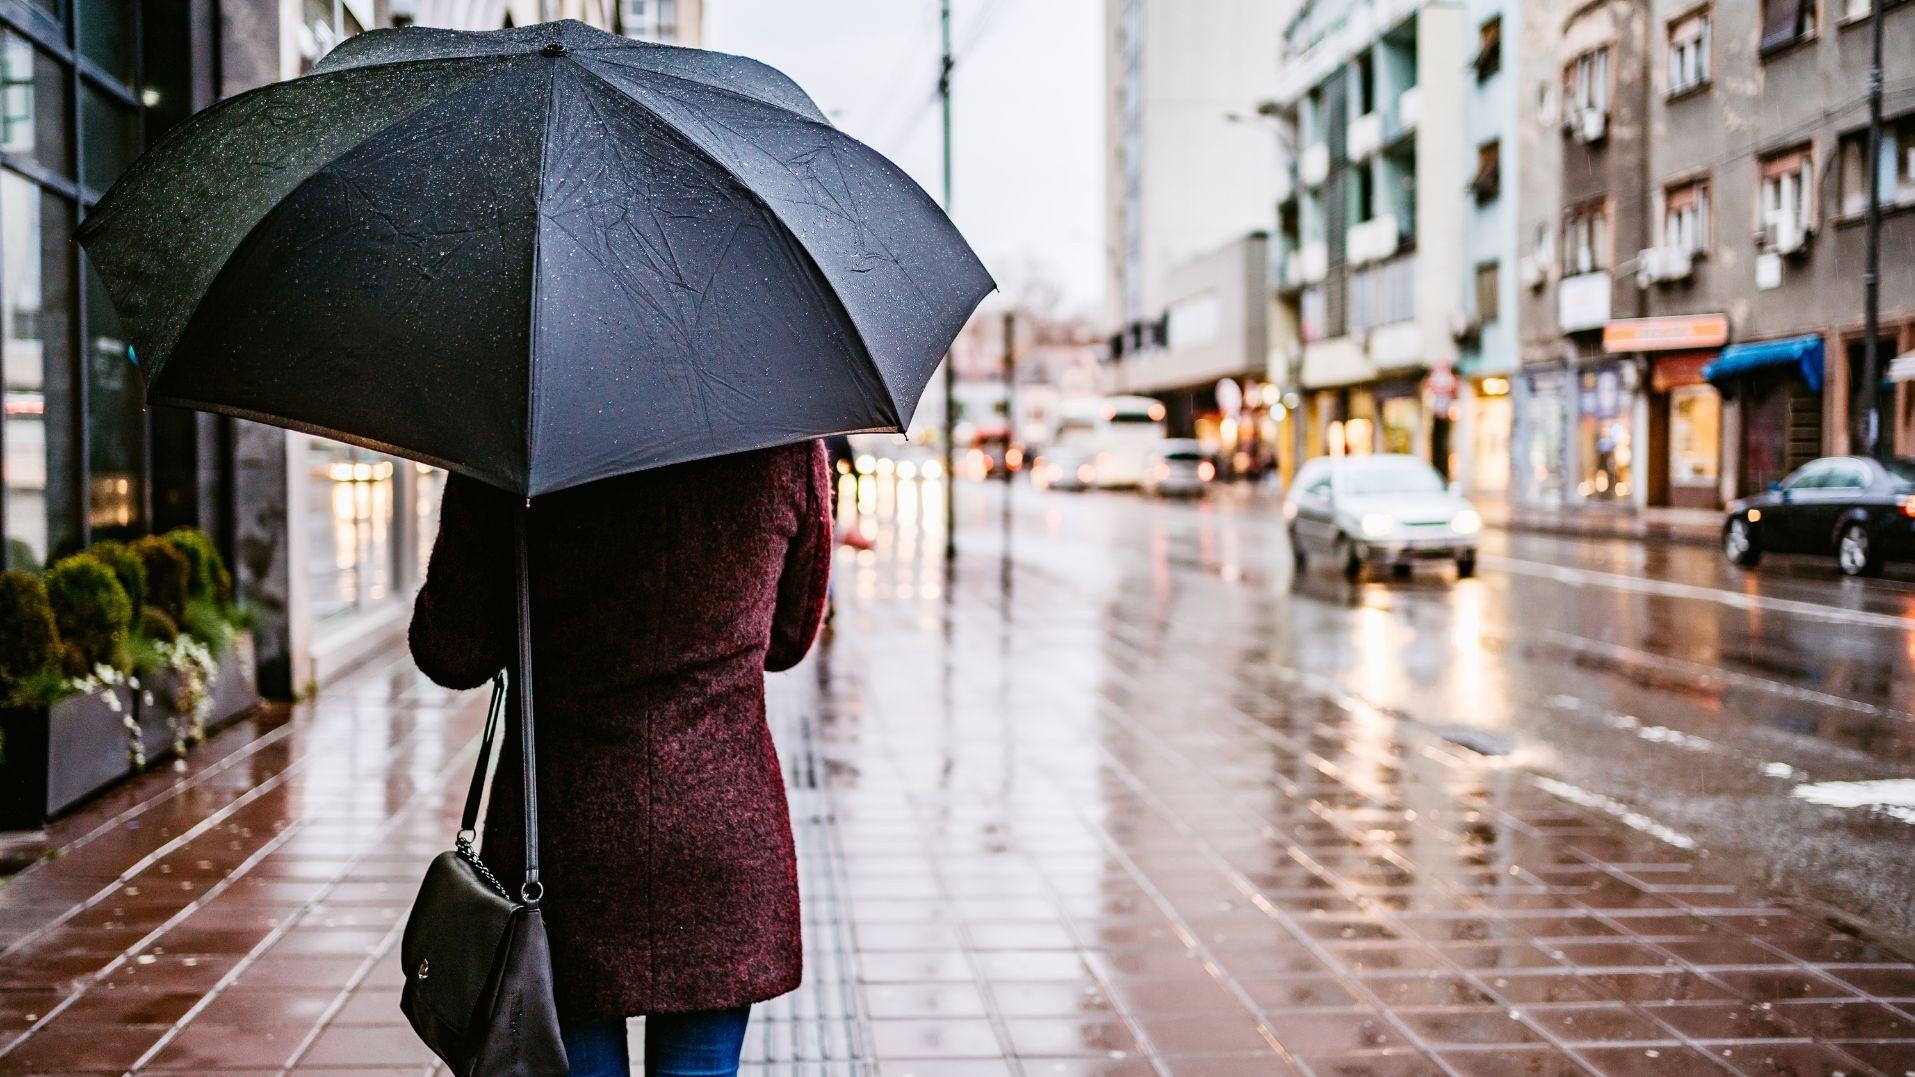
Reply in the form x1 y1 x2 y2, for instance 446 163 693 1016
1352 162 1376 222
2 171 77 570
1838 113 1915 217
1353 50 1376 116
1475 261 1500 324
1668 10 1710 95
0 29 74 176
1663 178 1710 253
1761 0 1816 52
1563 201 1611 274
1474 17 1501 81
1566 47 1610 119
1471 140 1501 203
1759 146 1814 245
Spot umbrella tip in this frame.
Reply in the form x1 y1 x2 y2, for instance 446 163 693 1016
540 42 568 57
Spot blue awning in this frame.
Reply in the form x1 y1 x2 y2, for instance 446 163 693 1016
1702 335 1824 392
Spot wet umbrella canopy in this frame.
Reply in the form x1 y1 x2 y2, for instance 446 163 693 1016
77 20 993 496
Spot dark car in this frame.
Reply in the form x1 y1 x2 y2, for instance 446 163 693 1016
1723 456 1915 577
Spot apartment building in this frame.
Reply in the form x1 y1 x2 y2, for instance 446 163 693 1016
1454 0 1521 497
1103 0 1285 455
1271 0 1468 471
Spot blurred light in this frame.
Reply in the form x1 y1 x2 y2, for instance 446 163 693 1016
855 454 876 474
1260 383 1281 407
1198 460 1217 482
896 460 918 480
1360 513 1396 538
1479 376 1511 397
1283 498 1298 520
1451 509 1482 536
1899 498 1915 519
876 457 895 476
1147 402 1167 422
1748 508 1763 522
141 88 161 107
921 459 943 479
1232 451 1251 473
1077 464 1096 484
1006 446 1024 470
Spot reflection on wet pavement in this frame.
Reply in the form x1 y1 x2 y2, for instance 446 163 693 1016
1 476 1913 1074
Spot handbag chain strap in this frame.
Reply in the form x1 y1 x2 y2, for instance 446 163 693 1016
451 501 544 908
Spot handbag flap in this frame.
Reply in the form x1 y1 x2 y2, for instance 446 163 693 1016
402 850 517 1037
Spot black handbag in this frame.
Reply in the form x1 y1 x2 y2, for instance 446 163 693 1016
401 510 567 1076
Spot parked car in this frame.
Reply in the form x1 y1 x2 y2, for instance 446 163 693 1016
1723 456 1915 577
1284 454 1481 580
1140 439 1215 497
1033 445 1096 492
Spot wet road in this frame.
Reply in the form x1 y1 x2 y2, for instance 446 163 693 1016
907 478 1915 951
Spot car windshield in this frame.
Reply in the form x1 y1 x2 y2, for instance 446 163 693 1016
1340 461 1446 496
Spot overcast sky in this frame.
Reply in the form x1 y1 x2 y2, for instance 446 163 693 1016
706 0 1105 316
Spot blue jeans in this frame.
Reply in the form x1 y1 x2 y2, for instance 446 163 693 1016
561 1006 751 1077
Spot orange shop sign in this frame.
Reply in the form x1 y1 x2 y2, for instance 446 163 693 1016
1603 314 1729 353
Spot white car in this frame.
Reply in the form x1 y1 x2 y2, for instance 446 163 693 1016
1284 455 1482 580
1033 445 1096 491
1140 439 1215 497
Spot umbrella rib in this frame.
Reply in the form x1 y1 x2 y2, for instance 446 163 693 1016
526 62 560 496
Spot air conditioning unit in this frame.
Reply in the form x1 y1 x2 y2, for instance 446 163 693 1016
1577 108 1608 143
1449 309 1482 343
1519 257 1547 290
1635 246 1694 287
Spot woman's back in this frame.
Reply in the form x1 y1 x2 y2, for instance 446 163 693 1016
408 440 830 1020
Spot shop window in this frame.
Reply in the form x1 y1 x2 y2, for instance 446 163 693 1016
1668 9 1711 95
80 84 137 194
1577 368 1632 501
1663 178 1711 253
1474 17 1501 81
1471 140 1501 203
1474 261 1499 324
1381 397 1418 456
84 263 142 538
1761 0 1816 52
1 173 78 571
1563 201 1611 274
1669 385 1721 488
78 0 137 86
1759 146 1814 247
1837 114 1915 218
0 29 73 177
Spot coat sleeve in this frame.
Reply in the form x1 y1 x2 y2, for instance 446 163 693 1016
409 473 516 689
765 440 833 673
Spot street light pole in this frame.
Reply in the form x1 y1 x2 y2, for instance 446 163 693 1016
940 0 957 561
1861 0 1886 458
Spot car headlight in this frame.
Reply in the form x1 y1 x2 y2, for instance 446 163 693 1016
1451 509 1482 536
1359 513 1396 538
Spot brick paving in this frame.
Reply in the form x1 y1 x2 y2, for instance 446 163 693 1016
2 487 1915 1074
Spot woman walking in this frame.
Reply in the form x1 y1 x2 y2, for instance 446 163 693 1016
408 441 832 1077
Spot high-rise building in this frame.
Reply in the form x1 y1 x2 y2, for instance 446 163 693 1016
1101 0 1286 459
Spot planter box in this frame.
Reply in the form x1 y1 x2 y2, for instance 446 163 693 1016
0 685 138 829
135 631 259 767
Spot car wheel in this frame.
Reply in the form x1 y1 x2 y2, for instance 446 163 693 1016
1723 517 1761 568
1456 554 1477 579
1341 543 1363 582
1392 563 1412 580
1837 522 1883 577
1290 530 1306 571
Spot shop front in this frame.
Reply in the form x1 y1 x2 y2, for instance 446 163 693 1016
1463 375 1513 498
1604 316 1730 510
1703 335 1825 498
1574 360 1638 504
1514 366 1572 507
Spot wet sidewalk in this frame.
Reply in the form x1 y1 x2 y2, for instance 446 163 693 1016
4 488 1915 1075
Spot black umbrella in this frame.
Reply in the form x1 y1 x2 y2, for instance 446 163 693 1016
78 19 992 496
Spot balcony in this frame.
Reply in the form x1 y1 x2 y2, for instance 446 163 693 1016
1388 86 1420 142
1558 270 1612 332
1347 214 1403 266
1274 160 1298 205
1299 241 1329 284
1299 143 1330 186
1347 112 1383 161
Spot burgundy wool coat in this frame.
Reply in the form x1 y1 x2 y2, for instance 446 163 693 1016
408 441 831 1020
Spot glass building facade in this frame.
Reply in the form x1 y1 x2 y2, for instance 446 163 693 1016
0 0 207 571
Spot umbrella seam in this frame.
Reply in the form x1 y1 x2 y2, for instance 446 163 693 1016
525 60 562 499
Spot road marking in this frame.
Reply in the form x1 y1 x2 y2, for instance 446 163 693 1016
1484 554 1915 631
1791 778 1915 825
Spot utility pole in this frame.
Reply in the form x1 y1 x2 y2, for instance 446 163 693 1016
939 0 957 562
1001 311 1016 488
1861 0 1886 458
